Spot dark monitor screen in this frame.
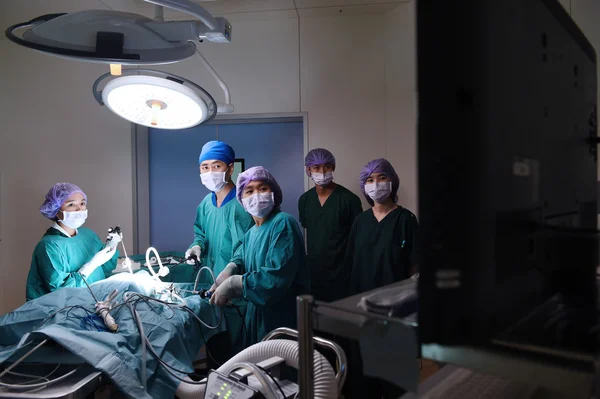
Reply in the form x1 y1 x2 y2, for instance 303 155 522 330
417 0 598 358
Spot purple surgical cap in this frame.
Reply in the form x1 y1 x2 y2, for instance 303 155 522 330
305 148 336 168
236 166 283 208
40 182 87 220
359 158 399 206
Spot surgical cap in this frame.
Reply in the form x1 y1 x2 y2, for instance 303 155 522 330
40 182 87 220
359 158 399 206
305 148 336 168
199 141 235 165
236 166 283 208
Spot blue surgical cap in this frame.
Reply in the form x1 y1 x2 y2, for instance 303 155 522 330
359 158 399 206
40 182 87 220
236 166 283 208
199 141 235 165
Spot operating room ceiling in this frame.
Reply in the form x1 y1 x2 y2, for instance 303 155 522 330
0 0 409 32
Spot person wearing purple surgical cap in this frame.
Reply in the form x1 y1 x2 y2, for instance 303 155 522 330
209 166 310 346
348 158 419 294
26 183 120 301
343 159 419 399
298 148 362 302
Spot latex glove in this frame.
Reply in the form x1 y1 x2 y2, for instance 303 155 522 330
209 262 238 291
80 247 117 278
106 231 122 250
185 245 201 265
209 275 243 307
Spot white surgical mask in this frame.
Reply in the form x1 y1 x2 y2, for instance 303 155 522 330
60 209 88 229
365 182 392 203
311 172 334 186
242 192 275 218
200 171 227 192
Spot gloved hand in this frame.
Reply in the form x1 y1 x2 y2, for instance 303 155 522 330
106 231 122 250
185 245 201 265
209 262 238 292
209 275 243 307
79 247 117 278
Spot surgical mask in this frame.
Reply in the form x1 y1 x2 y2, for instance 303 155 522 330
60 209 88 229
242 192 275 218
200 171 227 192
311 172 334 186
365 182 392 203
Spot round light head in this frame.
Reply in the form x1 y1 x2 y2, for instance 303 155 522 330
6 10 197 65
102 75 208 129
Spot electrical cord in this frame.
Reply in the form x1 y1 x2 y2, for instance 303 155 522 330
256 364 287 399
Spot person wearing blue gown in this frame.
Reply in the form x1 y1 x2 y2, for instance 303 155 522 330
26 183 119 301
184 141 254 364
209 166 310 346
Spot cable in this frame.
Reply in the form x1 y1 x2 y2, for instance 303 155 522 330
0 366 80 390
80 275 99 303
257 365 287 399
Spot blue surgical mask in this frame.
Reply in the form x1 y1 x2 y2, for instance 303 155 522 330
60 210 88 229
365 182 392 203
242 192 275 218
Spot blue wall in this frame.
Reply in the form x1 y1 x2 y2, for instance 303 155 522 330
148 122 304 251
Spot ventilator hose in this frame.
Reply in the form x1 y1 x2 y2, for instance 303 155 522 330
175 339 338 399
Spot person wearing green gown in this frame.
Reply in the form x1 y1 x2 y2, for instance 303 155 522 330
26 183 120 301
184 141 255 365
209 166 310 346
298 148 362 302
344 158 419 399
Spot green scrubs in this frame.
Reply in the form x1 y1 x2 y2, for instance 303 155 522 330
347 206 419 296
189 187 254 360
232 210 309 346
298 185 362 302
26 227 118 301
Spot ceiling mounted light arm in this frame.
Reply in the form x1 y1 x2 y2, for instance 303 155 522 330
195 49 234 113
144 0 218 30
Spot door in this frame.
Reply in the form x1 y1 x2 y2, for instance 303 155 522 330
148 121 304 252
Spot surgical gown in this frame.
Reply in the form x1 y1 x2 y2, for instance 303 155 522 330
232 210 309 346
26 227 118 301
298 184 362 302
347 207 419 296
189 189 254 355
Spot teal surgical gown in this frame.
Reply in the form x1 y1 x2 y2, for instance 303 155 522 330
232 210 310 346
298 184 362 302
189 188 254 354
347 207 419 296
26 227 118 301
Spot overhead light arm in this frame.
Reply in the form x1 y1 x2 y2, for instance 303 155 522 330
144 0 218 30
195 49 234 113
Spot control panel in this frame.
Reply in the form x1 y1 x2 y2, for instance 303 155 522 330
204 370 261 399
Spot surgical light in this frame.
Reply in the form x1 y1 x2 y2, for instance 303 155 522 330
97 73 213 129
5 0 234 128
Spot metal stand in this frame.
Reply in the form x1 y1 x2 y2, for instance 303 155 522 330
297 295 314 399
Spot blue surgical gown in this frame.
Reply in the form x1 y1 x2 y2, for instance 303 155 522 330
26 227 118 301
232 210 310 346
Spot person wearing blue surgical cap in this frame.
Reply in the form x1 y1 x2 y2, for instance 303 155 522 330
185 141 254 365
347 158 419 296
209 166 310 346
26 183 120 301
